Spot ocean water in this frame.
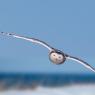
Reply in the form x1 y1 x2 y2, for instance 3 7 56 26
0 73 95 95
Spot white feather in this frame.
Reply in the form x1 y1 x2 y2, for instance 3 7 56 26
66 55 95 73
0 32 53 51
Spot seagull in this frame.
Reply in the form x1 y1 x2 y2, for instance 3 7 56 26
0 32 95 73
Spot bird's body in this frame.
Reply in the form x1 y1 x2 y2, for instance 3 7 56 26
0 32 95 73
49 50 66 64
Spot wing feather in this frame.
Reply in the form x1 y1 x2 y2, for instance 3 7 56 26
0 32 53 51
66 54 95 73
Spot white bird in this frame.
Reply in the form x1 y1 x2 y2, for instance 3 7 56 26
0 32 95 73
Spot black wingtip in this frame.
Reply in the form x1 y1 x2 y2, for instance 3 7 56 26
1 32 4 34
0 32 13 36
8 33 12 35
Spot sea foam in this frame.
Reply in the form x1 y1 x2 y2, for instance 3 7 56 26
0 84 95 95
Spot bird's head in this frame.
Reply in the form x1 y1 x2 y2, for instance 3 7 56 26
49 50 66 65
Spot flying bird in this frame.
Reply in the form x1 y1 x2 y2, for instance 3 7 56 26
0 32 95 73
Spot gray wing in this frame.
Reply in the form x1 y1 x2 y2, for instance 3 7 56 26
0 32 53 51
65 54 95 73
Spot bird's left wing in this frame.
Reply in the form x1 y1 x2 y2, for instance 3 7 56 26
0 32 53 51
65 54 95 73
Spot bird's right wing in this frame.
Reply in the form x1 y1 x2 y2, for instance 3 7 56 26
66 54 95 73
0 32 54 51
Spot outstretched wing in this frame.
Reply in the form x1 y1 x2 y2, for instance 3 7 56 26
65 54 95 73
0 32 53 51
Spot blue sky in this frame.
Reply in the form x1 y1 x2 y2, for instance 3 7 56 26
0 0 95 74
